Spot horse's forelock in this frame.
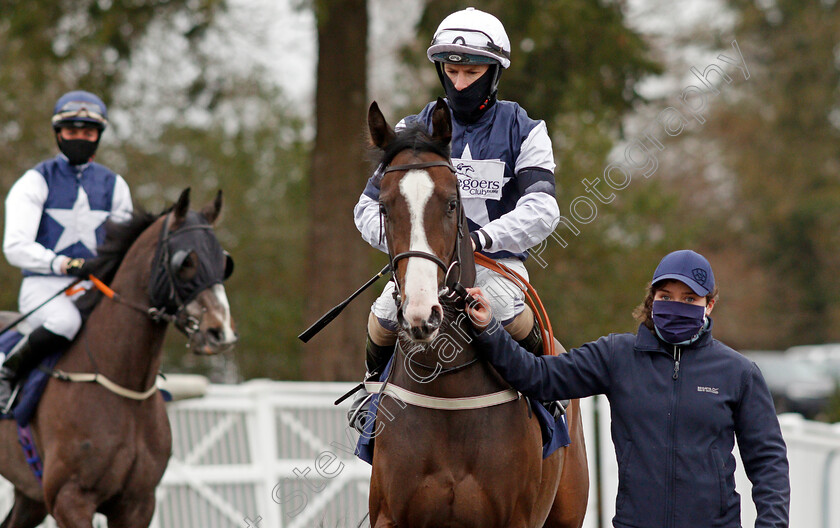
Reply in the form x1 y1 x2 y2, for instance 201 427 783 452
378 124 451 169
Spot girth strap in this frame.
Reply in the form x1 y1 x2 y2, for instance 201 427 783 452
49 369 158 400
364 380 519 410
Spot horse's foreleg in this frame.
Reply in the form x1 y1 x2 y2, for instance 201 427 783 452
100 493 156 528
49 484 98 528
0 489 48 528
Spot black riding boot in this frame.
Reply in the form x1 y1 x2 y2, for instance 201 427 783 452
515 319 568 420
347 335 396 433
517 320 545 356
0 326 71 413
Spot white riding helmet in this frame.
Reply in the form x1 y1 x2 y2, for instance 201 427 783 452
426 7 511 69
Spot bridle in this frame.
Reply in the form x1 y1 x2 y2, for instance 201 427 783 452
149 213 211 339
91 212 228 344
381 159 467 306
45 212 231 404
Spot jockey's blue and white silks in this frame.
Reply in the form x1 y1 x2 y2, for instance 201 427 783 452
4 154 132 276
3 154 131 339
354 100 560 262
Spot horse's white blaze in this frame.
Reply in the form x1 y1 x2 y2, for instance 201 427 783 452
210 284 237 343
185 283 237 349
399 170 441 332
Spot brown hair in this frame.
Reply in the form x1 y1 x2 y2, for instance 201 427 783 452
632 280 719 330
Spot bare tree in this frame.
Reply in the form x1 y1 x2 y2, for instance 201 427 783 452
303 0 371 380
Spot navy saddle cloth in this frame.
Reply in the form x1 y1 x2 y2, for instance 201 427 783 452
0 331 61 428
355 357 571 464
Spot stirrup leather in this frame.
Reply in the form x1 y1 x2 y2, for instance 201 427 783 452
0 381 21 415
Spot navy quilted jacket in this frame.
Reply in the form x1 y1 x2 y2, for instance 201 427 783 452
474 319 789 528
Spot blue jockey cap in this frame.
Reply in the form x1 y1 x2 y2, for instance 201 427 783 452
652 250 715 296
52 91 108 131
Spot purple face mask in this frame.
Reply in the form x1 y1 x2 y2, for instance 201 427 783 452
652 300 706 345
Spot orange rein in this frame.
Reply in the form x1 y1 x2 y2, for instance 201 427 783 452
472 252 556 356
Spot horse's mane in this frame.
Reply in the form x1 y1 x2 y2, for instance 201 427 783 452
377 123 451 168
75 208 159 316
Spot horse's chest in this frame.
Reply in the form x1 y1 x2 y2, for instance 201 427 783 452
47 402 171 489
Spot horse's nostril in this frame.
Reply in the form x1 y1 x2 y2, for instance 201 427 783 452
428 306 443 329
208 327 223 343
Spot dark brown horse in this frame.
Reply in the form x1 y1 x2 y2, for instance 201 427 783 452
0 188 237 527
366 99 588 527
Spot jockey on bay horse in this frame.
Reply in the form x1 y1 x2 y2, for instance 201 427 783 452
0 90 132 411
349 7 564 428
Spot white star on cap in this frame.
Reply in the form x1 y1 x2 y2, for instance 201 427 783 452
45 187 111 253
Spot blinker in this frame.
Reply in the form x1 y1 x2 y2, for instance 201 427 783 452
223 251 234 280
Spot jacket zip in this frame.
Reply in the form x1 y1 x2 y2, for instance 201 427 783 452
673 347 681 380
665 345 682 528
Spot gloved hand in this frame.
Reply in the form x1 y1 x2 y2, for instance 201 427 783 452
470 232 480 251
63 257 88 277
470 230 491 252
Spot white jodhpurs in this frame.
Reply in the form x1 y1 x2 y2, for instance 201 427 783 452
18 276 87 340
371 257 529 330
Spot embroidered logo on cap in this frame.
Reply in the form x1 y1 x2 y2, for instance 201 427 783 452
692 268 707 285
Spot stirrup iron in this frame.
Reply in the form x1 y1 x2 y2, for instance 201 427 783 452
348 391 376 434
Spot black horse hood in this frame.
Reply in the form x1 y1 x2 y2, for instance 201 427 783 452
148 211 229 314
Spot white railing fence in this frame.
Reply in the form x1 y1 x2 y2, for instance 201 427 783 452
1 380 838 527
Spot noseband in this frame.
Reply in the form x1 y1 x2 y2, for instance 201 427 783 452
381 160 465 305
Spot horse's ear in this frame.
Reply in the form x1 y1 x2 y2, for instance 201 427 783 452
368 101 395 149
431 97 452 146
174 188 191 221
201 190 223 225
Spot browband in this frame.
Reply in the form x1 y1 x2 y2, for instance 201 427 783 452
383 160 456 174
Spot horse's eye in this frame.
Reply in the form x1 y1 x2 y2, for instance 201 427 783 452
447 200 457 214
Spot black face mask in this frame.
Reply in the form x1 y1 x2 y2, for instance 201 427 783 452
58 138 99 165
149 211 230 315
440 65 498 124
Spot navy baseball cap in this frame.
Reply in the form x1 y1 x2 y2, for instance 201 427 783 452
652 250 715 296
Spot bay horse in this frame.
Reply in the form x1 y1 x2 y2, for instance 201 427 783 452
367 99 588 527
0 188 237 527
